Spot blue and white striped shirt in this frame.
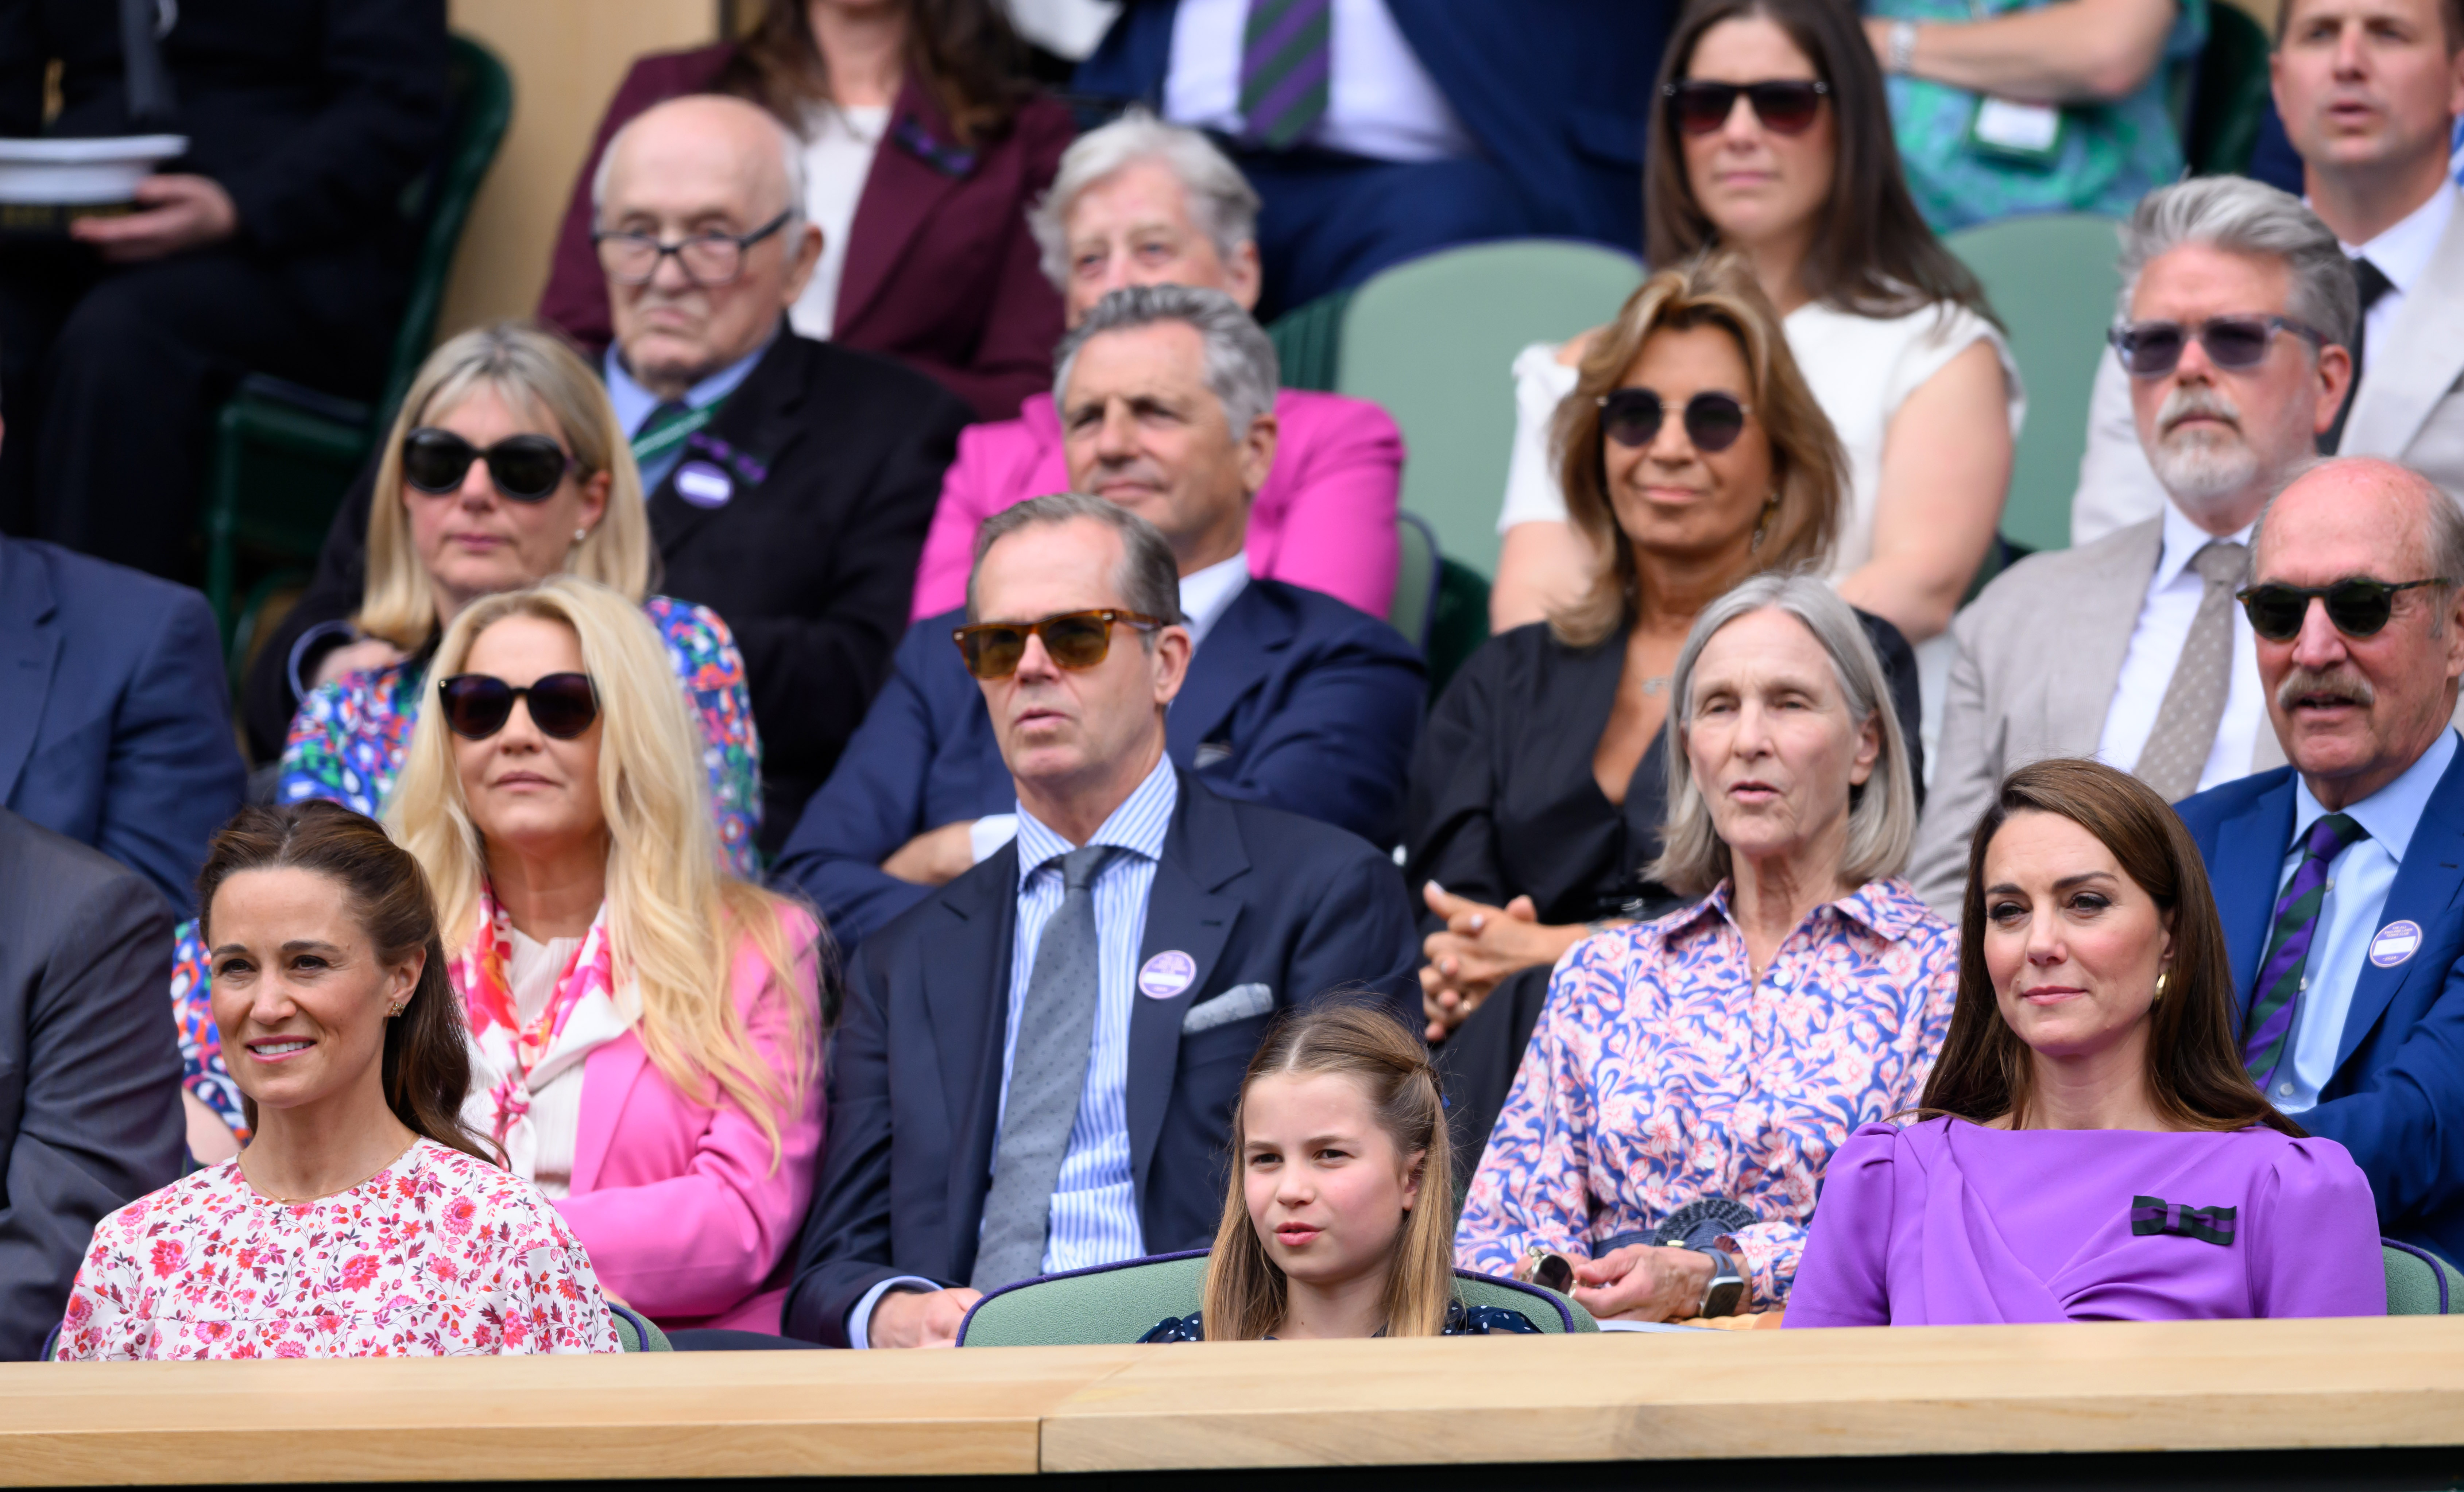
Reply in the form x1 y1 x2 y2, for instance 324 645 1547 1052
991 754 1179 1273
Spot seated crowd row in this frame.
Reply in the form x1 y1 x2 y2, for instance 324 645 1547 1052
6 0 2464 1356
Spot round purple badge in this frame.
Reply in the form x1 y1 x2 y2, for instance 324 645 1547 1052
673 460 733 509
1138 950 1196 999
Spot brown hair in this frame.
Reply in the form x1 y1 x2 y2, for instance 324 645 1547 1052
2271 0 2464 55
1920 758 2303 1136
1645 0 1994 323
197 801 494 1163
1201 1000 1454 1340
1551 251 1846 648
719 0 1032 148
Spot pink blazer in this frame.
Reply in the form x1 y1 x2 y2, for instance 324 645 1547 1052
555 907 824 1334
908 388 1406 621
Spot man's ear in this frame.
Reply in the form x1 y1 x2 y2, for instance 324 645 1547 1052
780 222 824 307
1223 240 1263 313
1236 411 1279 499
1152 624 1194 707
2310 342 2354 434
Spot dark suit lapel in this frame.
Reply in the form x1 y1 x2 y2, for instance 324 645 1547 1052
921 845 1020 1260
1165 582 1290 759
2333 747 2464 1075
2217 777 2299 1012
835 78 972 339
1125 776 1248 1204
641 330 806 559
0 542 60 803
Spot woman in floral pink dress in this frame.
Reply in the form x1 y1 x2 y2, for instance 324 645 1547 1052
56 801 619 1359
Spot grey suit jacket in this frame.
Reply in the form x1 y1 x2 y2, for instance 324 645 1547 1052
0 808 184 1360
1910 518 2288 915
2071 191 2464 545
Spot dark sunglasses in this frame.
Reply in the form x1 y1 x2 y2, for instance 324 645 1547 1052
2236 579 2450 642
1664 78 1831 137
2108 315 2328 378
402 427 579 503
1597 388 1753 453
951 609 1167 681
437 672 600 740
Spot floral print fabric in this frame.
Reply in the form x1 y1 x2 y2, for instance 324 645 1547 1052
1454 877 1958 1307
55 1138 621 1359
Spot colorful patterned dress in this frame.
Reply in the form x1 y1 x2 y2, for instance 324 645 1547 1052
54 1138 621 1359
1453 877 1959 1309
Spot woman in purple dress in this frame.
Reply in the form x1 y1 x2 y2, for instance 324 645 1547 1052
1787 758 2385 1326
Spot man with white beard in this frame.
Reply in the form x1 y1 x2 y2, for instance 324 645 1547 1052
1909 177 2357 914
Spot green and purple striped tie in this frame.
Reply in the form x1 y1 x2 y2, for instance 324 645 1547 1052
2242 812 2367 1092
1239 0 1332 150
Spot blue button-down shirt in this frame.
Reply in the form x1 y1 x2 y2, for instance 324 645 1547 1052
2277 728 2460 1111
603 337 770 493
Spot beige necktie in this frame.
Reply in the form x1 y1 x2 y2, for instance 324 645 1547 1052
2134 539 2249 802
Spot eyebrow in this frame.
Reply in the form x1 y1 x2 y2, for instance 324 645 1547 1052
1982 872 2117 897
210 939 347 959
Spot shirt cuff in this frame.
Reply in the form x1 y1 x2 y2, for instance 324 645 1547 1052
969 815 1019 864
847 1275 944 1349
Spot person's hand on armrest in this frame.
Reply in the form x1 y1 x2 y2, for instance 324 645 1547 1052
72 175 239 262
1418 882 1592 1041
870 1286 983 1349
881 821 979 887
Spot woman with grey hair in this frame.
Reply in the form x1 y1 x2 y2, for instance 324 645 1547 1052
1455 570 1957 1323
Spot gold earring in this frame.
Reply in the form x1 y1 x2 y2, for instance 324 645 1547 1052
2153 969 2168 1004
1750 492 1779 552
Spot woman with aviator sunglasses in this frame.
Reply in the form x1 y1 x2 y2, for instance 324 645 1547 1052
1491 0 2020 659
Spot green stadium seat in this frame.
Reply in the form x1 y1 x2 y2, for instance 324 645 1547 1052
2383 1239 2463 1314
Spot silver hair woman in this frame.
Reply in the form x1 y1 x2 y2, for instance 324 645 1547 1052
1455 569 1957 1325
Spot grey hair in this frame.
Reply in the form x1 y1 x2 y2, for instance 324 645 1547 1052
2116 177 2359 350
1054 284 1279 438
966 492 1187 630
1028 109 1261 292
591 96 807 229
2252 457 2464 626
1647 571 1918 899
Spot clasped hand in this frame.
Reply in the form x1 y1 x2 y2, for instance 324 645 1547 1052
1566 1244 1716 1323
1418 881 1586 1041
869 1284 982 1348
71 175 238 262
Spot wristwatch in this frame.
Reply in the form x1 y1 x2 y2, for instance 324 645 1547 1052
1885 19 1919 75
1694 1246 1747 1319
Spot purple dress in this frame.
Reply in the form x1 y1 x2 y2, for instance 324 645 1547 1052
1785 1117 2386 1326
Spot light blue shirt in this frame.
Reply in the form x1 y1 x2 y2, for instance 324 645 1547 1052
2275 728 2460 1111
602 337 770 493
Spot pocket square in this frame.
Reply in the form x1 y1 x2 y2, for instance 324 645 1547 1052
1182 982 1273 1033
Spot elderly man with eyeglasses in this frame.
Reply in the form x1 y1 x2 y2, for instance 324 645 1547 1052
1911 175 2357 914
240 94 975 846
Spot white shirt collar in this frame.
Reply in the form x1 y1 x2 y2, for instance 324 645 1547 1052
2152 497 2255 594
602 331 775 437
2341 183 2457 294
1177 551 1251 652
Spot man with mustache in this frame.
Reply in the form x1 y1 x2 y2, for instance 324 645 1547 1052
2074 0 2464 540
1912 176 2355 912
2175 457 2464 1265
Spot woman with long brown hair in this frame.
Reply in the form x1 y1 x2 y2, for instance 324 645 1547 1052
56 802 621 1359
538 0 1071 419
1786 759 2384 1326
1490 0 2020 646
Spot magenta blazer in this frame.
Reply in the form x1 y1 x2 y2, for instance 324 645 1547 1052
537 45 1072 420
909 388 1406 620
555 907 824 1334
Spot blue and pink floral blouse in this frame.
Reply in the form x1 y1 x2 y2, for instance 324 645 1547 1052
1453 876 1958 1309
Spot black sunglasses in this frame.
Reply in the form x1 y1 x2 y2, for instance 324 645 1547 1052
437 673 601 741
1664 79 1831 137
2236 579 2451 642
402 428 579 503
2108 315 2328 378
951 609 1166 681
1597 388 1753 453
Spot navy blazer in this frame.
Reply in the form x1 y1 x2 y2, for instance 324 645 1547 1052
2176 743 2464 1263
781 769 1421 1345
0 538 244 915
774 578 1425 950
1075 0 1666 253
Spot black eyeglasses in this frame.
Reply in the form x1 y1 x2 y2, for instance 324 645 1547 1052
1664 79 1831 137
2236 579 2451 641
1597 388 1753 453
437 673 601 740
592 210 793 288
951 609 1167 681
401 429 577 503
2109 315 2328 377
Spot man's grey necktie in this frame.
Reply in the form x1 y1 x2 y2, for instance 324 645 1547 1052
2134 539 2249 802
971 843 1119 1292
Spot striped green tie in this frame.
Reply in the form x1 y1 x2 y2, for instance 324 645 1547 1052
1239 0 1332 150
2242 812 2367 1092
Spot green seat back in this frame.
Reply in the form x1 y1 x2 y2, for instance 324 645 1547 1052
2186 1 2272 179
1427 557 1492 700
1266 288 1354 393
1337 240 1645 580
1389 510 1441 652
607 1301 674 1350
2384 1240 2463 1314
1946 213 2126 556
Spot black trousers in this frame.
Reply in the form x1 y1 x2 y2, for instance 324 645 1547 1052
0 241 387 580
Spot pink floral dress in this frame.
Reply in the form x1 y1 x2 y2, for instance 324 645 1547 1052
55 1138 621 1359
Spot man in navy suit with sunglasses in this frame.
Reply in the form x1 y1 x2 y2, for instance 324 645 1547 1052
2177 457 2464 1267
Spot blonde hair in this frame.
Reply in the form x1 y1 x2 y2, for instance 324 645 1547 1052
1648 570 1916 898
387 576 816 1158
1200 1001 1454 1340
359 322 657 650
1550 251 1846 649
